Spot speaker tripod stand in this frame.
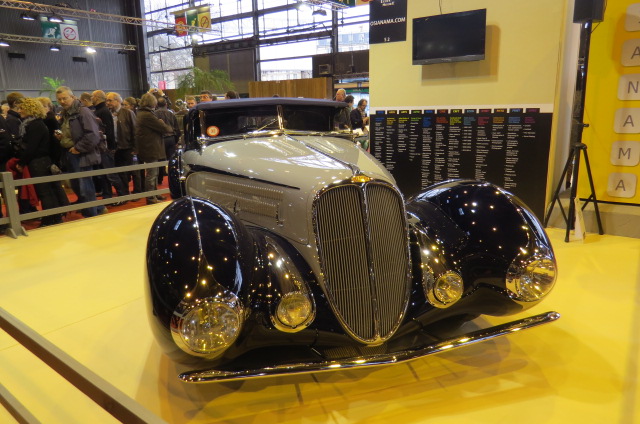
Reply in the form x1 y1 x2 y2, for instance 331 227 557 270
543 18 604 242
543 141 603 242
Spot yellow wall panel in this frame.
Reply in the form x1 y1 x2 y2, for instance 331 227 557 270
580 0 640 203
370 0 566 107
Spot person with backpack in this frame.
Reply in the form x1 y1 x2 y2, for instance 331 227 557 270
54 86 106 218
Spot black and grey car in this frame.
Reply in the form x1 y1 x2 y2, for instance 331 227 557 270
145 97 559 383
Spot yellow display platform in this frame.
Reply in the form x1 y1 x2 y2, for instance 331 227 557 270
0 205 638 423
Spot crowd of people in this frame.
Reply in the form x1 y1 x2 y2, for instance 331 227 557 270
0 87 186 228
0 87 367 230
333 88 370 132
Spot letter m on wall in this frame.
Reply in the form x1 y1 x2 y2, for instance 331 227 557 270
610 141 640 166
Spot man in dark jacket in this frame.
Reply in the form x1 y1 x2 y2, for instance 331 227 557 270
333 88 351 130
135 93 172 204
92 90 127 201
350 98 369 131
106 91 138 201
5 92 24 137
153 97 180 188
55 86 105 217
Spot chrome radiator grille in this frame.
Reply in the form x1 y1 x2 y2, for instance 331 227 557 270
313 182 410 344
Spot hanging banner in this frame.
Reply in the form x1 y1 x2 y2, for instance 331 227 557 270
186 9 198 34
173 6 210 36
41 18 60 39
197 7 211 33
369 0 407 44
59 21 78 41
40 17 78 40
175 15 188 36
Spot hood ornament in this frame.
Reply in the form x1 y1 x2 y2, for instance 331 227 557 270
351 172 371 184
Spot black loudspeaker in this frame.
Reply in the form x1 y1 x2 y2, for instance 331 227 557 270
573 0 605 23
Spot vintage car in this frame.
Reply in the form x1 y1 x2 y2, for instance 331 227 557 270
145 98 559 383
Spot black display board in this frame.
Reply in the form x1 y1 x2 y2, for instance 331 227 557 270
369 0 408 44
370 107 553 218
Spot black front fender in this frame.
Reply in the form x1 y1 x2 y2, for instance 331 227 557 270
407 179 555 316
145 197 255 360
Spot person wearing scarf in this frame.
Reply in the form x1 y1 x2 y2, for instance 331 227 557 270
16 97 68 227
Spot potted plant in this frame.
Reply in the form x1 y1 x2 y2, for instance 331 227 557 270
175 67 234 99
39 76 65 100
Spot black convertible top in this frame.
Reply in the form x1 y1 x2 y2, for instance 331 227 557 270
194 97 347 111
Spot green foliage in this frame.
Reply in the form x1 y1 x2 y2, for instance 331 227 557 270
39 76 65 99
175 67 235 99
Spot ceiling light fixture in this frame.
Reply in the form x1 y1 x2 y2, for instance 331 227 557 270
50 43 61 52
48 14 64 23
85 46 96 54
20 11 39 21
0 39 9 47
312 9 327 16
296 1 311 11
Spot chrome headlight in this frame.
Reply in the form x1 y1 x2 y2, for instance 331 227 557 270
171 293 244 359
434 272 464 304
423 266 464 308
506 254 557 302
275 291 314 330
265 237 315 333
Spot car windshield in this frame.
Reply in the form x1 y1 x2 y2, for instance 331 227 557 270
199 104 340 138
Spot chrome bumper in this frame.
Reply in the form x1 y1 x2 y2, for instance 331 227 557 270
179 311 560 383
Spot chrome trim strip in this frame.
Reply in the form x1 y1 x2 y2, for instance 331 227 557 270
283 133 360 174
196 130 354 147
178 311 560 383
188 165 301 191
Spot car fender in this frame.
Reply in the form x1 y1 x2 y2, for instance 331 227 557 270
145 196 255 361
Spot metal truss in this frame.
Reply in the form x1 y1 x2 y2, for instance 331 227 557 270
0 0 214 33
0 32 136 50
302 0 351 11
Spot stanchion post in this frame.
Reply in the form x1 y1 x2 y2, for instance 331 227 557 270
0 171 27 239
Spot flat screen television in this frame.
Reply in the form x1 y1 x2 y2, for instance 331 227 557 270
412 9 487 65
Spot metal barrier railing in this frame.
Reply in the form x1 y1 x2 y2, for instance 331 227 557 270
0 307 167 423
0 161 169 239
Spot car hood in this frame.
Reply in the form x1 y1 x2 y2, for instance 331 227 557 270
182 133 395 193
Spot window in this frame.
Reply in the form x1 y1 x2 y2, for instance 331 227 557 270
260 57 312 81
144 1 371 90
